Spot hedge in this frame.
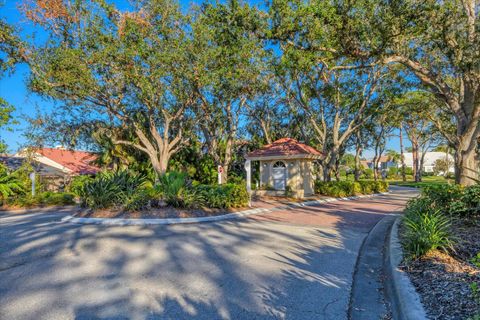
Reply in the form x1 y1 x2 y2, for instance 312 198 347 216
314 180 388 197
4 192 76 207
196 183 249 208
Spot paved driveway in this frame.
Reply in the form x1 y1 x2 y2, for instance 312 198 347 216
0 187 417 320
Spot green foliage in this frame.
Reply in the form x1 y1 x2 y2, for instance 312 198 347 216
387 166 399 179
403 207 453 259
156 171 205 209
285 185 295 198
404 167 414 176
77 170 148 210
157 171 187 199
0 165 24 199
470 282 480 307
471 253 480 268
422 184 464 212
8 192 75 207
68 175 94 196
315 180 388 197
196 184 249 208
363 168 373 179
169 187 206 209
455 185 480 216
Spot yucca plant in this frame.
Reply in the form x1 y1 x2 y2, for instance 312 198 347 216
403 208 454 259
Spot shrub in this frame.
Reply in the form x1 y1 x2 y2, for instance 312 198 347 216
77 174 120 209
403 205 453 259
196 183 249 208
156 171 204 208
157 171 188 199
7 192 75 207
363 168 373 179
315 180 388 197
358 181 373 194
165 187 205 209
422 184 464 210
40 192 75 206
456 184 480 216
68 175 94 196
387 167 399 179
78 170 148 210
0 164 24 200
372 181 389 193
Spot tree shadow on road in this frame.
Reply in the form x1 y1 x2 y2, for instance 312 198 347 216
0 190 416 319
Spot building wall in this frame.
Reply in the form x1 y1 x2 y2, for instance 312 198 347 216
302 161 314 195
258 159 315 197
403 152 454 173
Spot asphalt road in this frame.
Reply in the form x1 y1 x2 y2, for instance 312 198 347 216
0 187 417 320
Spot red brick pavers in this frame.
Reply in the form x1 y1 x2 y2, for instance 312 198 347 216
249 187 418 232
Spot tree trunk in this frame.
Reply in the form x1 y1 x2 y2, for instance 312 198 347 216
372 154 379 181
322 154 336 182
334 158 341 181
399 124 406 182
411 143 419 182
323 165 332 182
354 144 362 182
418 152 427 182
150 151 169 176
455 139 479 185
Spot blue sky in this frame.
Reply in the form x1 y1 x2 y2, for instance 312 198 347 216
0 0 403 157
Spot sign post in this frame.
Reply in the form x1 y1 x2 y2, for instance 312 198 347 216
217 165 223 185
29 172 36 197
244 160 251 207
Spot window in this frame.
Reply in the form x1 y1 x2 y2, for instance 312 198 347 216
273 161 286 168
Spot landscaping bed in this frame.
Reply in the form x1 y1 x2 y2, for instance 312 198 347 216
76 205 247 219
401 218 480 319
399 184 480 319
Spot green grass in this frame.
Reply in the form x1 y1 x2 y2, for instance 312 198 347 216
388 176 453 188
338 175 453 189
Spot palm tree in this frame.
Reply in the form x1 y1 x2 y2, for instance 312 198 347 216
386 149 401 164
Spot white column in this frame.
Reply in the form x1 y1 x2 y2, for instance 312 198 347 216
244 160 252 207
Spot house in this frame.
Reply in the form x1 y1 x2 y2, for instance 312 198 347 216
403 152 454 174
366 156 397 170
2 147 101 191
245 138 323 198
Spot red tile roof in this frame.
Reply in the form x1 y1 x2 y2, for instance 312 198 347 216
35 148 100 175
247 138 323 159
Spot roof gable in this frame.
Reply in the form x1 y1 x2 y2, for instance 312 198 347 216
34 148 100 175
247 138 323 160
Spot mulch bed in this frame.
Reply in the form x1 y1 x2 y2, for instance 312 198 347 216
401 217 480 320
76 206 248 219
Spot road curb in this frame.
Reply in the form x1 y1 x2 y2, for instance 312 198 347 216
385 216 428 320
348 213 399 320
61 191 391 226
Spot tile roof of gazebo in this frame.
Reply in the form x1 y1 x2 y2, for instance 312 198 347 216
246 138 323 160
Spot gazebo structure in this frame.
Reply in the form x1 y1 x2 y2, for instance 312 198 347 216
245 138 323 199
